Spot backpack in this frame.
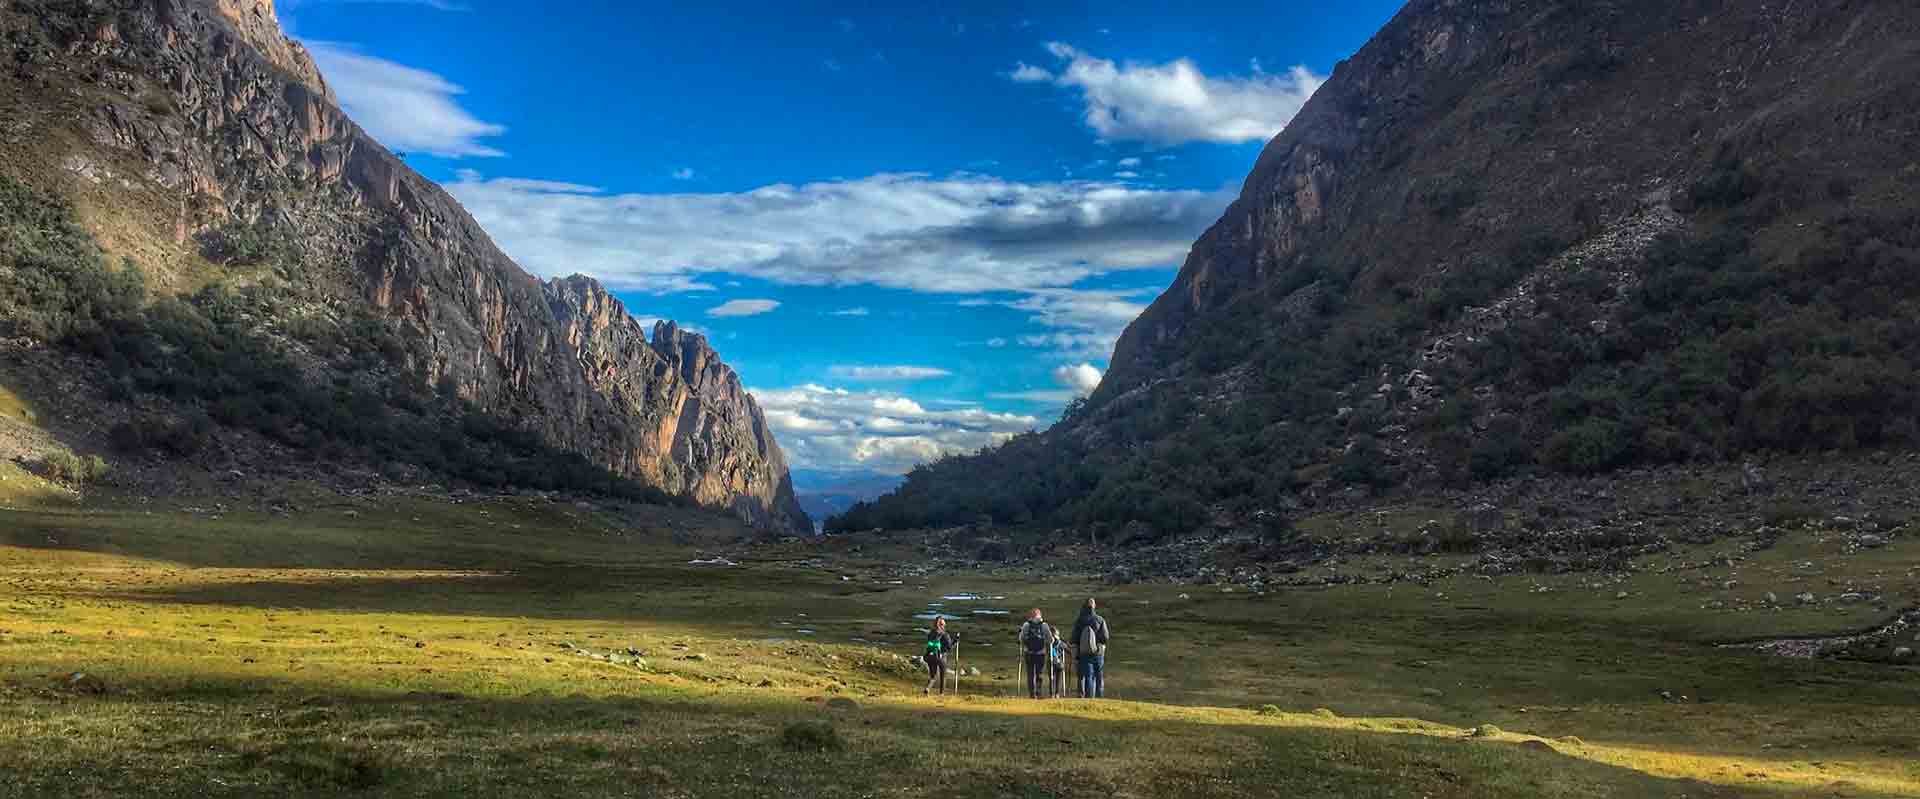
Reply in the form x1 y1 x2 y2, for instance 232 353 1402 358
1021 621 1050 655
1077 619 1105 657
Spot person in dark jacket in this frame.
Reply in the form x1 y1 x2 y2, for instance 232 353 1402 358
924 617 957 695
1070 598 1110 698
1017 608 1051 699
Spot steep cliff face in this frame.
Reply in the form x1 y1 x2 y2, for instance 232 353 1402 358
835 0 1920 535
544 278 805 529
1 0 807 530
1111 0 1919 391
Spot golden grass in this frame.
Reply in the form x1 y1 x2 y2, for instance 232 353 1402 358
0 382 32 424
1 501 1917 797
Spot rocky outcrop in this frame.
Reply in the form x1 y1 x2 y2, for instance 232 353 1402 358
2 0 806 530
543 278 805 529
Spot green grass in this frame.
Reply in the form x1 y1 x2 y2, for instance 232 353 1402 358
1 500 1917 797
0 383 32 424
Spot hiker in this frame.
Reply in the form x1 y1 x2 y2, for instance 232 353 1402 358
1070 598 1110 698
1018 608 1052 699
1047 625 1069 698
924 616 957 695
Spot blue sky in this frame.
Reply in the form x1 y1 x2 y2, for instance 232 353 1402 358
280 0 1405 476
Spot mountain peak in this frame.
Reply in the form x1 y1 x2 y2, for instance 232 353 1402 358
208 0 335 103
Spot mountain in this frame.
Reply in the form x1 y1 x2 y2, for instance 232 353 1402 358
833 0 1920 536
0 0 806 531
789 469 904 528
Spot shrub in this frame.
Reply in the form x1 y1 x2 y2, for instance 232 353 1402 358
40 450 84 482
1425 523 1479 554
248 740 388 790
1541 419 1630 474
108 422 146 453
1761 501 1819 527
1333 436 1390 487
1257 704 1283 716
0 177 146 343
780 720 841 752
36 450 107 485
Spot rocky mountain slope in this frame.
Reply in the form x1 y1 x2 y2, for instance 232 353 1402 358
0 0 806 530
834 0 1920 537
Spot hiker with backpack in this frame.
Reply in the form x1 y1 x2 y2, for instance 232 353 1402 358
1018 608 1052 699
1070 598 1110 698
1047 626 1069 698
924 616 957 695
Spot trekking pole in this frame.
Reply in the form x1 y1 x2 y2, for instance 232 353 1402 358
953 643 961 695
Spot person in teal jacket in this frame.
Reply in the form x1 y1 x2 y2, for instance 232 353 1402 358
923 616 957 694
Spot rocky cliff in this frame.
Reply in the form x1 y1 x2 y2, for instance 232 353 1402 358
0 0 807 530
835 0 1920 536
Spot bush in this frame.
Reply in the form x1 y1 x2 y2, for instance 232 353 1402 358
780 720 841 752
0 177 146 343
1424 524 1479 554
1541 419 1630 474
39 450 83 482
1761 501 1819 527
246 740 388 790
107 422 146 453
36 450 107 484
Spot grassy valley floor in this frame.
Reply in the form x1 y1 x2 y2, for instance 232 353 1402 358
1 497 1917 797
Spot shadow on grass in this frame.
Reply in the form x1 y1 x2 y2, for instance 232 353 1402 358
4 668 1871 799
0 503 688 571
82 563 873 626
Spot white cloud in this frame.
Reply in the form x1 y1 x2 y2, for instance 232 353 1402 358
1010 42 1325 145
984 363 1103 405
830 307 870 316
1009 62 1054 82
985 337 1008 348
752 384 1038 473
707 299 780 317
303 41 504 157
1005 287 1151 359
987 389 1079 403
1054 363 1103 396
1113 170 1140 179
286 0 469 9
671 167 697 180
828 365 953 381
444 171 1226 295
1117 157 1142 167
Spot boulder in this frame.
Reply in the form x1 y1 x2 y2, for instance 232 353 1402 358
1465 503 1504 533
1741 461 1771 495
